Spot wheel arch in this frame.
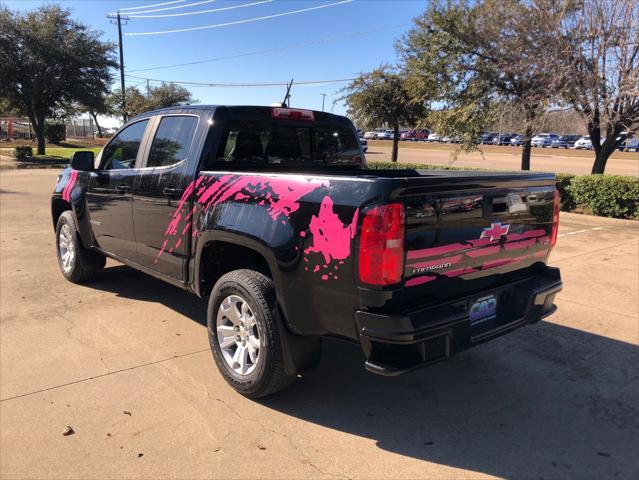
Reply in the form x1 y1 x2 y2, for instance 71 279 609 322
51 197 72 231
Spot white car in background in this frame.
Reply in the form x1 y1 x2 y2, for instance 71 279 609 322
573 136 593 150
363 131 378 140
358 135 368 152
427 133 442 142
531 133 560 147
376 130 393 140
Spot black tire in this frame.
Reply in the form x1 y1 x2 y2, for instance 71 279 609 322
55 211 105 283
207 269 296 398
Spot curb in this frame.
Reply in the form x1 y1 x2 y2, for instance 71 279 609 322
560 211 638 227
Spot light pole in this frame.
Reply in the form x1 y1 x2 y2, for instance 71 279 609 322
320 93 328 112
107 12 129 123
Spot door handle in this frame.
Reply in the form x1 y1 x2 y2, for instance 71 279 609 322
163 187 183 197
115 184 130 193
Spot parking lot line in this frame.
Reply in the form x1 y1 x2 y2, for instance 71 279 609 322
557 226 605 237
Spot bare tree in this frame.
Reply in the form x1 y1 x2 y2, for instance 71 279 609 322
560 0 639 173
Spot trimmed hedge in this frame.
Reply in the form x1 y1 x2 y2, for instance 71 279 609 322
367 161 639 220
568 175 639 219
45 123 66 144
14 146 33 161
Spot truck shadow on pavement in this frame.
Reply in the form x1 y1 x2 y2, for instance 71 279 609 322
263 328 639 479
90 264 638 480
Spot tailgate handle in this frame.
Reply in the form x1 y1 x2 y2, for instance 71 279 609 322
490 193 528 214
115 184 130 193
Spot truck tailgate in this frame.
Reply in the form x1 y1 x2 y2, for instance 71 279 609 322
401 172 557 301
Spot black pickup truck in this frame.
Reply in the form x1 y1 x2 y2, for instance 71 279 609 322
51 105 562 398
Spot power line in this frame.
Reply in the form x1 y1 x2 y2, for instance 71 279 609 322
119 0 186 11
126 24 408 72
128 0 272 18
125 0 354 36
113 0 218 15
124 73 356 87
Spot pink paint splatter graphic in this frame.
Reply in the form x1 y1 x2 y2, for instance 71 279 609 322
404 228 551 287
155 174 328 262
303 196 359 281
61 170 78 202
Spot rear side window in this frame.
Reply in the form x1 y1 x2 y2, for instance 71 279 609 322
147 116 198 168
213 121 361 166
100 120 149 170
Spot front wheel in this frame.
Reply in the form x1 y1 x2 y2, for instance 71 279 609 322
207 269 296 398
56 211 105 283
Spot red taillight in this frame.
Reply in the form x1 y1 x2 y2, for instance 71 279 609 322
550 190 560 248
358 203 405 287
271 107 314 121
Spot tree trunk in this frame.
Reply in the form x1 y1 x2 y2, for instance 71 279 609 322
391 123 400 162
591 136 620 174
90 111 103 138
521 123 533 171
33 113 46 156
589 123 624 174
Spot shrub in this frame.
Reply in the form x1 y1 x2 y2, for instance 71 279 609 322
367 161 481 171
567 175 639 219
555 173 576 211
45 123 66 144
14 146 33 160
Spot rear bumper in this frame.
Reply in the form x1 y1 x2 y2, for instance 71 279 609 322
355 268 562 376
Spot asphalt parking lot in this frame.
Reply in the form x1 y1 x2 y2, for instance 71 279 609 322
1 169 638 480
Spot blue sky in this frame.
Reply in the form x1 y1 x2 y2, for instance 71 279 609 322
5 0 426 122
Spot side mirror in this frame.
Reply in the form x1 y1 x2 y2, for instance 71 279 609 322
70 151 94 171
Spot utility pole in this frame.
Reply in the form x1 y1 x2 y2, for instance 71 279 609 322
108 12 129 124
320 93 327 112
146 79 150 99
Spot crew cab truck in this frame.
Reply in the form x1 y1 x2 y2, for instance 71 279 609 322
51 106 562 398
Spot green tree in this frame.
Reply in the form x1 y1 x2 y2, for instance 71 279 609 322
108 82 195 120
399 0 566 170
0 5 116 154
341 66 426 162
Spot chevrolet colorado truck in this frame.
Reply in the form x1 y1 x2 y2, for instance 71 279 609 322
51 106 562 398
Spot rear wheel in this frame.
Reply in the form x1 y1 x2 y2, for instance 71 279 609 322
207 269 296 398
56 211 105 283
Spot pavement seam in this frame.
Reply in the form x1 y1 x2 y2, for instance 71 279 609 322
0 349 210 403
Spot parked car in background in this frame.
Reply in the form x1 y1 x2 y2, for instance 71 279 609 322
364 131 377 140
479 133 496 144
510 135 524 146
617 133 638 152
620 136 638 152
573 136 592 150
531 133 560 148
377 130 394 140
358 134 368 152
402 129 430 141
427 133 442 142
492 134 514 145
551 135 581 149
413 129 430 141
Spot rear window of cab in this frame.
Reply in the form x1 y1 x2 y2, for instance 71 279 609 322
213 121 362 166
